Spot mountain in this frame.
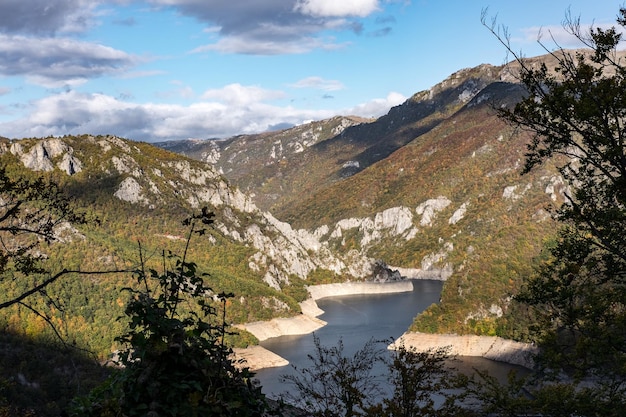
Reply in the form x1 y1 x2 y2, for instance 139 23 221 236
0 52 581 359
0 135 384 357
156 115 372 212
158 57 572 339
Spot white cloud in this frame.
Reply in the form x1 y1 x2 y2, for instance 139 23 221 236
192 35 332 55
519 22 624 50
295 0 380 17
0 34 138 87
345 91 406 118
0 90 331 141
0 87 406 141
290 77 345 91
519 25 585 48
201 84 286 105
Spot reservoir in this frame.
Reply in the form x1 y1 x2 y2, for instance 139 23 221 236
255 279 527 399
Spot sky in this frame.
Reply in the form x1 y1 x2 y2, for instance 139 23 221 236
0 1 623 142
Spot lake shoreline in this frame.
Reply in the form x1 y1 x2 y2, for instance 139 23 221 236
233 280 537 371
390 332 538 369
233 280 414 370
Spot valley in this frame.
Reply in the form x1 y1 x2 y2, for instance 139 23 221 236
160 57 571 340
0 50 572 379
0 54 574 361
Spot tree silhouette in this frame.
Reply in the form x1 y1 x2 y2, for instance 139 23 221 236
483 3 626 381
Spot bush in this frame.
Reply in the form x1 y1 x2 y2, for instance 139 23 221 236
72 208 273 417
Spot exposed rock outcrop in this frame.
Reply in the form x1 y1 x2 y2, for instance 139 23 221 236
416 197 452 226
390 331 538 369
9 138 83 175
305 280 413 300
114 177 149 205
232 346 288 371
238 314 327 342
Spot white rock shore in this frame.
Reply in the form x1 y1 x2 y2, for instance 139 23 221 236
233 280 537 371
390 332 538 369
233 280 413 370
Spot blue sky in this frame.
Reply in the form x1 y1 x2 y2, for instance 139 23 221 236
0 1 622 142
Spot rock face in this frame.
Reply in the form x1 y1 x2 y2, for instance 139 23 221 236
1 135 384 303
114 177 148 205
237 314 327 342
390 332 538 369
371 260 403 282
416 197 451 227
8 138 83 175
305 280 413 300
231 346 288 370
318 199 461 279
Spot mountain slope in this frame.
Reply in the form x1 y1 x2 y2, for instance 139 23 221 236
286 79 565 337
161 57 571 339
157 116 371 211
0 135 381 356
161 65 503 214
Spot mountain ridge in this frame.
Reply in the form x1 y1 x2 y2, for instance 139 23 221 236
158 54 571 338
0 51 583 358
0 134 394 357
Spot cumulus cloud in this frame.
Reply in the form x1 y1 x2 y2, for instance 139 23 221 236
295 0 380 18
0 89 406 141
0 0 96 35
346 91 406 118
0 90 327 140
201 84 286 105
0 34 137 87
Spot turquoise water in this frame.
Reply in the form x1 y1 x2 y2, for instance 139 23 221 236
255 280 527 399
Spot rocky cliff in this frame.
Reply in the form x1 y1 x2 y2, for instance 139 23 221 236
2 135 382 289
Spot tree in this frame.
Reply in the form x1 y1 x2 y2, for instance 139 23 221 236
71 208 272 417
0 163 123 345
468 367 626 417
0 166 87 308
280 335 386 417
377 345 472 417
483 8 626 379
281 338 475 417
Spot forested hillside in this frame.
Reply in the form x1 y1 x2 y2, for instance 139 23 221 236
162 57 575 339
0 135 379 358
